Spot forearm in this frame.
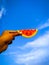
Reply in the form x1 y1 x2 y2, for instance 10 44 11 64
0 44 8 53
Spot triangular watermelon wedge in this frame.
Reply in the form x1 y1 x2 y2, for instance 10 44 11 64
17 29 38 38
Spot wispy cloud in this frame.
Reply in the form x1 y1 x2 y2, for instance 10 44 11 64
11 31 49 65
38 19 49 30
0 7 6 19
18 31 49 49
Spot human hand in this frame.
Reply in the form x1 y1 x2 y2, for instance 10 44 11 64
0 30 21 53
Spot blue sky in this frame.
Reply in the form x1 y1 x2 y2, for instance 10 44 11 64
0 0 49 65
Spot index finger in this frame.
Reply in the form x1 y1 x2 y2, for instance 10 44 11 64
7 30 18 32
7 30 22 36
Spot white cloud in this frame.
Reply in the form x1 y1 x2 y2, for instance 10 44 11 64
0 7 6 19
20 31 49 49
11 31 49 65
38 19 49 30
15 49 48 65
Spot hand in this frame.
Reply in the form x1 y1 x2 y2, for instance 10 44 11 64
0 30 21 53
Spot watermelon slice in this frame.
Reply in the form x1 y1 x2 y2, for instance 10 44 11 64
17 29 38 38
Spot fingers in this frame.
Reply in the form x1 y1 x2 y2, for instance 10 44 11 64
12 32 22 36
6 30 22 36
6 30 18 33
0 44 8 53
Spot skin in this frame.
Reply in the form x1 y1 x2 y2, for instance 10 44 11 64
0 30 21 53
